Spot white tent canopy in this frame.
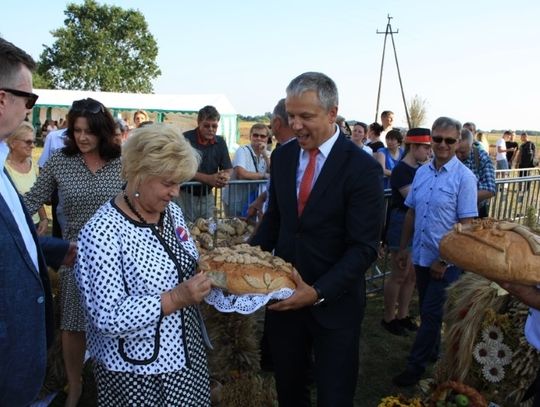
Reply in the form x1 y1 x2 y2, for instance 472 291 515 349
32 89 239 149
33 89 237 114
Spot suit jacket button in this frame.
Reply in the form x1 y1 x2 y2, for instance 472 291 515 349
37 296 44 304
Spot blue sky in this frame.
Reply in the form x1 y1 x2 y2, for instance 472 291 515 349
2 0 539 131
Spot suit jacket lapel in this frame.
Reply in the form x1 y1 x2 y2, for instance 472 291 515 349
302 134 349 216
281 141 301 212
0 169 41 277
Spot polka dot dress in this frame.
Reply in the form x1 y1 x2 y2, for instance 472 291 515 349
24 151 123 331
76 200 210 405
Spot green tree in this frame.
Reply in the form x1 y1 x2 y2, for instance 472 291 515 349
32 71 53 89
408 94 427 128
37 0 161 93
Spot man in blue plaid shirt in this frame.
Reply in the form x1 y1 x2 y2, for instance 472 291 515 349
456 128 496 218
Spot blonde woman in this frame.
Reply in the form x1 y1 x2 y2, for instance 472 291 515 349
133 109 149 128
76 124 212 405
5 122 48 235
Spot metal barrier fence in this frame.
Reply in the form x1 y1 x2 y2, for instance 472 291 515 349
366 169 540 293
178 180 267 222
179 172 540 293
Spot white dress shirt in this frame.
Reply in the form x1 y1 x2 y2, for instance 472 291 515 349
0 141 38 271
296 124 340 196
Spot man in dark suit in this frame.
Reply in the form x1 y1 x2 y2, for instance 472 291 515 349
0 38 73 407
251 72 384 406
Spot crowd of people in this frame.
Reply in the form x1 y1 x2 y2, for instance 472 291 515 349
1 36 540 407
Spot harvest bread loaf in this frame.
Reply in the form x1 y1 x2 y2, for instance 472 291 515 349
440 218 540 285
199 244 296 295
190 218 254 250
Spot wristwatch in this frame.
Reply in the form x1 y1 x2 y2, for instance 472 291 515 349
438 258 452 268
312 284 325 306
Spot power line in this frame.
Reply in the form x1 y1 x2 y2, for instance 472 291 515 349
375 14 410 128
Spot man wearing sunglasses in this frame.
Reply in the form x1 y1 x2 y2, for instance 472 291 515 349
223 123 270 217
393 117 478 387
0 38 72 406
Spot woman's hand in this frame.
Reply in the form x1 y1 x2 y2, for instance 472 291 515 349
396 249 409 270
162 273 212 315
37 218 49 236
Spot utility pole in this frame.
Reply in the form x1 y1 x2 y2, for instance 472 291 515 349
375 15 411 128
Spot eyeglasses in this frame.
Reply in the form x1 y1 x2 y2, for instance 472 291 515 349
251 133 268 138
432 136 458 145
71 98 105 114
0 88 39 109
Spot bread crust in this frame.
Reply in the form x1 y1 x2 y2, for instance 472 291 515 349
199 244 296 295
440 219 540 285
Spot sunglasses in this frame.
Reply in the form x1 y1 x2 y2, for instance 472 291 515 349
1 88 39 109
251 133 268 138
18 139 35 146
201 123 218 129
71 98 105 114
432 136 458 145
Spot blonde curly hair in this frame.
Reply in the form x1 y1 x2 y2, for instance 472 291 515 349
121 123 200 186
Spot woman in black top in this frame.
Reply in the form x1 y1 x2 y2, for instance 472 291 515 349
367 122 385 153
382 128 432 336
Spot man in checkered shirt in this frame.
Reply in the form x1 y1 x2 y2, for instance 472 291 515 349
456 127 496 218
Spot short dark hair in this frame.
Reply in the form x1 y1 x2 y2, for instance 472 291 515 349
460 128 474 146
381 110 394 119
368 122 384 137
197 105 220 122
354 121 368 134
272 98 288 127
386 129 403 144
63 98 120 160
463 122 476 134
0 38 36 87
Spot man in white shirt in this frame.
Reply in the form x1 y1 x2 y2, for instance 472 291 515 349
380 110 395 145
251 72 384 406
39 128 68 237
495 131 512 170
223 123 270 216
38 128 67 167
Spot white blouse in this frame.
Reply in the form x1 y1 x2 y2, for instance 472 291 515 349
76 200 200 374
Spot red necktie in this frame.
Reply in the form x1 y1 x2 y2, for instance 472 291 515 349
298 149 319 215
